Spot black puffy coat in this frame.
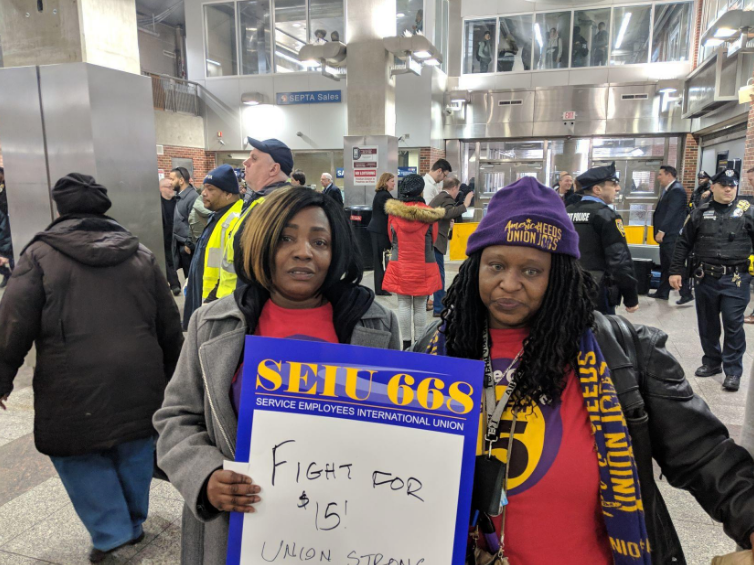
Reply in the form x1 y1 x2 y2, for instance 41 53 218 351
0 215 184 457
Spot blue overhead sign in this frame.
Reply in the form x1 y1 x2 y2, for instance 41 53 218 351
276 90 342 105
398 166 418 178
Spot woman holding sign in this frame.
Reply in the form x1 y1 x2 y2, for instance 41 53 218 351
414 176 754 565
154 186 400 564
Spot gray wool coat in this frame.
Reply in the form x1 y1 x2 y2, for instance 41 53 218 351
153 295 400 565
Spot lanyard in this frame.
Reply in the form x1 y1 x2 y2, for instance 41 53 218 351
482 327 522 452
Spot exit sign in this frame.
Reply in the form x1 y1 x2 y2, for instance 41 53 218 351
563 111 576 120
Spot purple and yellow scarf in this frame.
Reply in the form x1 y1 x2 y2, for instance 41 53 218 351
426 327 652 564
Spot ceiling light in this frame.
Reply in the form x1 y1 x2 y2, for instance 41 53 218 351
424 58 440 66
241 91 269 105
451 98 467 104
413 50 431 59
615 12 632 50
714 27 738 38
206 58 221 66
658 87 677 94
705 38 724 47
293 23 302 28
397 12 405 17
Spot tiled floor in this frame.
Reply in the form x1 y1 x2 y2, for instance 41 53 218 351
0 263 752 564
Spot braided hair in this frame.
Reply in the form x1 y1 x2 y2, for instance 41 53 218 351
441 251 598 411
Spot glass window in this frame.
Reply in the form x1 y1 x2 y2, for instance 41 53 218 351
533 12 572 69
481 141 544 160
746 0 754 10
309 0 344 45
652 3 693 62
274 0 307 72
435 0 449 72
397 0 424 37
463 19 496 74
573 8 610 68
610 6 651 65
498 15 533 72
204 3 238 77
239 0 272 75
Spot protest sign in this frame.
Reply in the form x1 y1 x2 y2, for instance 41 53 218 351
227 336 484 565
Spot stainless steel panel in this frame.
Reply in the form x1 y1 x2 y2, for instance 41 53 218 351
607 85 659 120
533 87 608 122
445 140 461 176
606 117 690 135
343 135 398 207
442 122 535 140
532 120 606 137
0 66 55 259
39 63 165 267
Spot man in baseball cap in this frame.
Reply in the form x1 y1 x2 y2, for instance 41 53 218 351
244 137 294 201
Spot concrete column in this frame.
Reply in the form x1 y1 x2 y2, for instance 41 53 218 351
0 0 140 74
345 0 397 136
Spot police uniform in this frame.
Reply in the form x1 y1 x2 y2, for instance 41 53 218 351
670 169 754 391
567 163 639 315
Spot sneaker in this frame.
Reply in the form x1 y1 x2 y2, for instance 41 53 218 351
695 364 722 378
676 295 694 306
723 374 741 392
647 292 669 300
745 315 754 324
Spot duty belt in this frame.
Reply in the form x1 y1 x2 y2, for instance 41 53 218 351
695 262 748 279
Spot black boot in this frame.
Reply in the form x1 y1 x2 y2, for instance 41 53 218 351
695 365 722 378
723 374 741 391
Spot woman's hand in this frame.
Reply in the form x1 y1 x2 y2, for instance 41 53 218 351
206 470 262 513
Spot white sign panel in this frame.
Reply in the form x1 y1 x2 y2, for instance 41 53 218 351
352 146 379 185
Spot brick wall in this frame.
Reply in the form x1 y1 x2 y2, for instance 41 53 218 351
418 147 447 175
742 103 754 196
157 145 216 185
680 134 699 194
692 0 704 71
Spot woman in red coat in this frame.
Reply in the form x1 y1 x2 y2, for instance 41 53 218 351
382 174 445 349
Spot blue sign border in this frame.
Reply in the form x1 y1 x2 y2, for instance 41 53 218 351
227 336 484 565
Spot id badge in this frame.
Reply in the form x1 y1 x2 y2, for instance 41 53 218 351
472 455 506 516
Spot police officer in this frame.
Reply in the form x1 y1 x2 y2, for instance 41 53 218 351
691 170 712 209
670 168 754 391
567 162 639 315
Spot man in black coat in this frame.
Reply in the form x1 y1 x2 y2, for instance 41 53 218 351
321 172 344 205
170 167 198 277
650 165 692 303
0 167 13 287
159 178 181 295
0 174 184 562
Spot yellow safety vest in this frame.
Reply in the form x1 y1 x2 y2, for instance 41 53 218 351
202 199 245 300
215 197 266 298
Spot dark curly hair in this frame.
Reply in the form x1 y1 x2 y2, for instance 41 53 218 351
441 251 598 411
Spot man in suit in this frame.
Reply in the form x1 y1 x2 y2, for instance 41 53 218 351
650 165 693 303
320 173 343 206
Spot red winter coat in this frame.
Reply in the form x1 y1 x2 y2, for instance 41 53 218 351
382 199 445 296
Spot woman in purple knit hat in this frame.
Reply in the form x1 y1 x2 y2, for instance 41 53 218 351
413 176 754 565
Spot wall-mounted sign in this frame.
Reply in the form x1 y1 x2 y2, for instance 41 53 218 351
276 90 342 105
336 168 345 178
562 111 576 120
398 166 418 178
352 146 379 185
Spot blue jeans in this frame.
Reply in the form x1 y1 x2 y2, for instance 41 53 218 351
433 248 446 315
51 436 155 551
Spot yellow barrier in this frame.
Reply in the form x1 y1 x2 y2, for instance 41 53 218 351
623 225 659 245
449 222 480 261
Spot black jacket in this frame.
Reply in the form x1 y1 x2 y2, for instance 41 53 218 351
367 189 394 248
691 181 712 209
670 199 754 275
0 208 11 258
0 215 184 456
653 180 687 239
323 183 344 205
413 313 754 564
567 198 639 308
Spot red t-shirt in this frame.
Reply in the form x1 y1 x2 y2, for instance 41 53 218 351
475 328 612 564
230 301 339 413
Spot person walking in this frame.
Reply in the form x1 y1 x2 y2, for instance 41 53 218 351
477 31 493 73
154 186 400 565
670 169 754 391
428 178 474 317
159 178 181 295
0 173 183 563
382 174 445 349
321 173 344 206
367 172 395 296
650 165 691 303
567 163 639 315
413 176 754 564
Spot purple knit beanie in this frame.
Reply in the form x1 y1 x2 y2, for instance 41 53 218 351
466 176 580 258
